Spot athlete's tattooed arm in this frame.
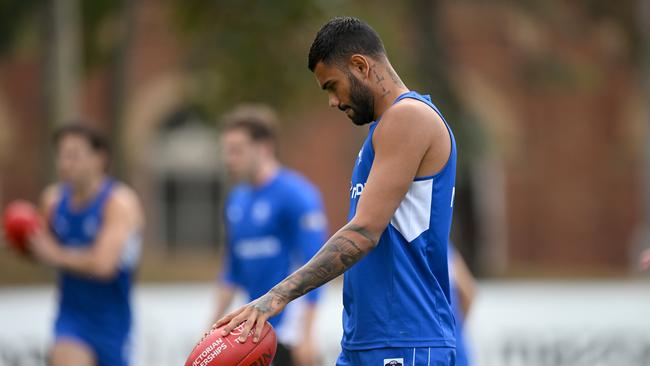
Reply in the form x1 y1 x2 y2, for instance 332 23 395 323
271 223 377 300
214 222 378 343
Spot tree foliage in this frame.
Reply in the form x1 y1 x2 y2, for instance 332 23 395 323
171 0 327 116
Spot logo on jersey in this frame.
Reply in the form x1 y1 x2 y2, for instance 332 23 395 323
83 216 99 237
350 182 365 199
300 211 327 231
226 204 243 223
383 359 403 366
234 236 281 259
252 200 271 224
53 216 69 236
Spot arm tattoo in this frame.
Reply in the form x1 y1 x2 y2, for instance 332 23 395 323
253 295 274 313
342 224 378 247
269 223 377 302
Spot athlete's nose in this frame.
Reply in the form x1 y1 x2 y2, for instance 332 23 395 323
328 94 339 108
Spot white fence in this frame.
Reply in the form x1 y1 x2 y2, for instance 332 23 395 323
0 280 649 366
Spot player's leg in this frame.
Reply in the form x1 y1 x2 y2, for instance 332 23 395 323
90 331 131 366
52 316 97 366
49 339 96 366
272 342 294 366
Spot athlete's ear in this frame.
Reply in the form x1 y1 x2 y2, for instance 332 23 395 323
349 54 370 80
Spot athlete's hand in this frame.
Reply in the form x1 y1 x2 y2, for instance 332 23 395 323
214 291 288 343
28 228 62 266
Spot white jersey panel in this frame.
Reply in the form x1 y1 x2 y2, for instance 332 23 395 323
389 179 433 242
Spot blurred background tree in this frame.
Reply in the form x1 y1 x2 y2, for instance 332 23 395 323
0 0 646 279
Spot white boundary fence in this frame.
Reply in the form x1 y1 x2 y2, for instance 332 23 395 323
0 280 648 366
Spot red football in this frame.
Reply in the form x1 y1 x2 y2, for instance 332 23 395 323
2 200 41 254
185 321 277 366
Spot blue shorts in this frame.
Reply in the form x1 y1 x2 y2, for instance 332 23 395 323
336 347 456 366
55 314 130 366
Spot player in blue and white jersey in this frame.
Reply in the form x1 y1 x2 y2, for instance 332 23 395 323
29 124 143 366
449 245 477 366
216 17 458 366
214 105 328 366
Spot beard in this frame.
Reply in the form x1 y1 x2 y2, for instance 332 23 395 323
341 72 375 126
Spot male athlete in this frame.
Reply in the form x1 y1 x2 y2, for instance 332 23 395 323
29 124 143 366
216 17 458 365
216 105 328 366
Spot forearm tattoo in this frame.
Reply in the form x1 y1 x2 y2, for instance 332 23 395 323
269 224 378 303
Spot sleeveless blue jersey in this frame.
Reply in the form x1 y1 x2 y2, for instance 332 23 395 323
343 91 457 350
222 168 328 328
50 179 140 340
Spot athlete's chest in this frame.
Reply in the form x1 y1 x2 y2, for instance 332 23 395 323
51 210 102 246
226 193 284 238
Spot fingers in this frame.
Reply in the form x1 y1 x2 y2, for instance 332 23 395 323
220 309 268 343
253 315 267 343
214 306 244 330
237 312 257 342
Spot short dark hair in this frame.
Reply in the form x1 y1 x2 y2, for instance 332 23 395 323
221 104 277 144
53 123 109 154
308 16 386 71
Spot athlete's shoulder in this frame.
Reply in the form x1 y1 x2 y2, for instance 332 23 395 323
227 184 251 203
386 97 443 130
374 97 448 149
109 181 139 204
106 181 144 224
276 169 321 199
278 168 314 188
40 183 63 218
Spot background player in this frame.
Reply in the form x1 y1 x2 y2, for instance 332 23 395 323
640 248 650 270
28 124 144 366
216 17 458 365
449 245 477 366
215 104 328 366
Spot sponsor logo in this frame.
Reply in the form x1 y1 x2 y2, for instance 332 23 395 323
300 212 327 231
233 236 281 259
247 350 274 366
384 359 403 366
53 216 69 236
227 205 243 223
252 200 271 224
350 182 365 199
192 338 228 366
83 216 99 237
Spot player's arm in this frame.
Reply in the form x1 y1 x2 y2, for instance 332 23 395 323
451 248 477 316
31 186 142 280
217 103 442 342
213 242 240 323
